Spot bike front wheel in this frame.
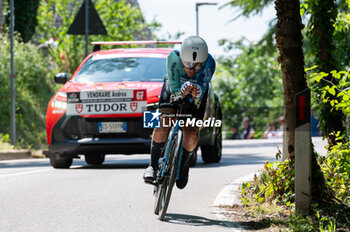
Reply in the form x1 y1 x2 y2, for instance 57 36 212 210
154 128 182 220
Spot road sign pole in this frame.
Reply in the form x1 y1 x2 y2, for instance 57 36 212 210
295 88 311 215
10 0 16 145
85 0 89 57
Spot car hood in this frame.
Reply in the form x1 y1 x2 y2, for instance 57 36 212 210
60 81 163 102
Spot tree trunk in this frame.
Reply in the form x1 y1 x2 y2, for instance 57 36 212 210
0 0 4 32
276 0 335 206
309 0 345 147
275 0 307 158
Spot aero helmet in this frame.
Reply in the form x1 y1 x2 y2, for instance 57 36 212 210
180 36 208 69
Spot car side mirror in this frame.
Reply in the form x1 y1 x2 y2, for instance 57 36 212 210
54 73 69 84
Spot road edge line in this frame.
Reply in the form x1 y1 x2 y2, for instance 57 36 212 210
212 172 258 231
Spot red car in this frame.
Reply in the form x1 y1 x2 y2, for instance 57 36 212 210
46 41 222 168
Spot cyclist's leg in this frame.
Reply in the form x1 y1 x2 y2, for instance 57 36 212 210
176 90 208 189
180 86 208 152
149 113 174 169
144 76 176 182
176 126 199 189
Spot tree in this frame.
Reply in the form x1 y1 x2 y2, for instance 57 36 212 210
222 0 273 19
213 39 283 137
275 0 306 156
4 0 40 42
308 0 346 147
223 0 348 147
275 0 336 208
228 0 349 226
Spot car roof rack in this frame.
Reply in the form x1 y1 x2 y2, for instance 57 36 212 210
91 41 182 52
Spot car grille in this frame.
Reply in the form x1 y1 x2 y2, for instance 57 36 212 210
62 116 153 140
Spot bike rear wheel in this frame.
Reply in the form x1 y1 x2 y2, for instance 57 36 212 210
154 128 182 220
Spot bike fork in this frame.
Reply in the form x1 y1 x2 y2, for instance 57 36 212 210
176 130 183 180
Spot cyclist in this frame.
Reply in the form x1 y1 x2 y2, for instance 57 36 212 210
143 36 216 189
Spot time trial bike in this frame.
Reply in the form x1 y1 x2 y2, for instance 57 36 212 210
152 96 193 221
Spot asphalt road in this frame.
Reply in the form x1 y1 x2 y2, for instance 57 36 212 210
0 138 326 232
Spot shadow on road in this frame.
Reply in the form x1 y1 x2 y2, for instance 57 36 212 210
0 143 281 171
164 213 240 229
0 153 278 170
194 153 278 169
223 142 282 149
73 161 148 169
76 153 277 170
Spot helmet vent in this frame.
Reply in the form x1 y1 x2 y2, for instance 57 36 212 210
192 52 197 61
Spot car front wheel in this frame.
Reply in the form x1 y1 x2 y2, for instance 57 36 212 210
50 153 73 169
201 126 222 163
85 154 105 165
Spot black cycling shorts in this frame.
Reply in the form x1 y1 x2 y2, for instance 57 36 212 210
158 76 208 120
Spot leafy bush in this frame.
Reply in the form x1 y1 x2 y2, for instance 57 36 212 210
319 137 350 205
0 133 14 151
0 32 56 147
241 158 295 206
241 69 350 230
241 157 350 230
309 69 350 116
309 69 350 205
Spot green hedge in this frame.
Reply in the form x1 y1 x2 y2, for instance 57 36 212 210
0 33 56 148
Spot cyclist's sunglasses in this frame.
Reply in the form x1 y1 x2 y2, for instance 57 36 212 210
182 61 204 70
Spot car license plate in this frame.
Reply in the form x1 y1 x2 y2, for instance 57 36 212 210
98 122 127 133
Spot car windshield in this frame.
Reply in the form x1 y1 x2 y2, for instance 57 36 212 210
74 56 167 83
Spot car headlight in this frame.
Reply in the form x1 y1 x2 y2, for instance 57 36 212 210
147 102 159 111
52 100 67 109
52 92 67 109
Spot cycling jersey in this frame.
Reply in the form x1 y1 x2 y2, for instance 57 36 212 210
167 50 216 106
158 76 208 120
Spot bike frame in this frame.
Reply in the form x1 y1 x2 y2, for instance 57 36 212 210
161 120 183 180
160 97 195 181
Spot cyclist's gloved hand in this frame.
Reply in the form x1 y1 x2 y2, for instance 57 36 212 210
170 93 184 104
180 81 193 95
192 84 202 98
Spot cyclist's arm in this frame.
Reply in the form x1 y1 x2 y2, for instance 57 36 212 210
167 51 182 95
195 54 216 101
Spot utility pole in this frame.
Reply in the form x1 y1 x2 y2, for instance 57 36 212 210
10 0 16 145
85 0 89 57
195 2 217 36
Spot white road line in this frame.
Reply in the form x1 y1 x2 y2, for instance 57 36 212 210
0 168 53 178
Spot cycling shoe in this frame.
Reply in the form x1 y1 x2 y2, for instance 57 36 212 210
143 166 155 184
